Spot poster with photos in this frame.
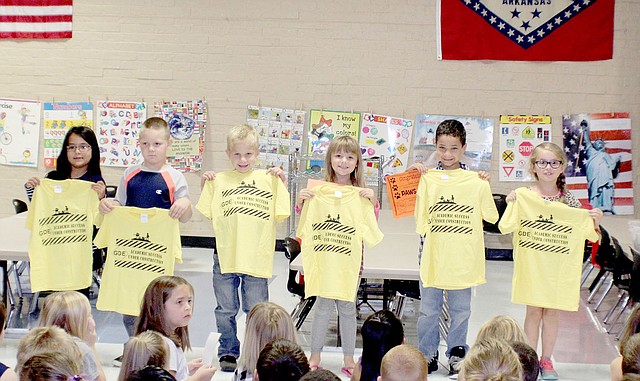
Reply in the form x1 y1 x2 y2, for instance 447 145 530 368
246 105 305 172
359 113 414 180
498 115 551 182
307 109 361 171
96 101 146 167
43 102 94 168
0 98 41 167
155 100 207 172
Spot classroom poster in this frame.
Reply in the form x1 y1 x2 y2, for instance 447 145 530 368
155 100 207 172
307 109 361 171
385 170 421 218
0 98 41 167
498 115 552 182
43 102 94 168
359 113 414 179
562 113 633 215
97 101 147 167
247 105 305 171
412 115 493 171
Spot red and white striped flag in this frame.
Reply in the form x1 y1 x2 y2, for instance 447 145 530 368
0 0 72 39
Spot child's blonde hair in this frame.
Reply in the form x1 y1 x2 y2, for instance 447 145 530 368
135 275 194 350
475 315 527 344
530 142 568 202
379 344 427 381
141 117 170 140
117 331 169 381
227 124 259 151
459 339 523 381
19 351 83 381
39 291 91 342
17 326 82 373
238 302 297 374
323 135 364 187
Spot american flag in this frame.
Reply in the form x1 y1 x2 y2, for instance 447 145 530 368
562 113 634 215
0 0 72 39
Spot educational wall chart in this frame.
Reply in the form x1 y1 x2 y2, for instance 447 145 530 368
563 113 633 215
97 101 147 167
359 113 414 179
307 109 361 170
0 98 41 167
155 100 207 172
412 114 493 171
246 105 305 171
43 102 94 168
499 115 552 182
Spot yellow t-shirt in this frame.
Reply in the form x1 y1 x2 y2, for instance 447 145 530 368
26 179 99 292
94 206 182 316
415 169 498 290
297 184 384 302
499 187 599 311
196 170 290 278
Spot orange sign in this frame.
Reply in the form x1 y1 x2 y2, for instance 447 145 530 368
385 170 421 218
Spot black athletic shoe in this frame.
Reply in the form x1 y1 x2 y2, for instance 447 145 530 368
112 355 123 367
449 346 466 375
428 351 439 374
219 355 237 372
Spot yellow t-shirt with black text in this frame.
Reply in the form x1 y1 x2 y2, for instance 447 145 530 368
26 179 99 292
415 169 498 290
196 170 290 278
499 187 599 311
297 184 384 302
94 207 182 316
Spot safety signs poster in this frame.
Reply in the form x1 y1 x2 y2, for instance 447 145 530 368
43 102 94 168
0 98 41 167
499 115 551 182
97 101 147 167
155 100 207 172
359 113 414 179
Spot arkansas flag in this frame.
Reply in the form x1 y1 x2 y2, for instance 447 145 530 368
0 0 72 39
562 113 633 215
438 0 614 61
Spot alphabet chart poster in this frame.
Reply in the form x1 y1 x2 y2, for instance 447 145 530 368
498 115 551 182
359 113 414 179
97 101 147 167
155 100 207 172
43 102 94 168
0 98 41 167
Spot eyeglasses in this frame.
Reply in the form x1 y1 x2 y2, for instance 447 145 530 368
534 160 563 169
67 144 91 152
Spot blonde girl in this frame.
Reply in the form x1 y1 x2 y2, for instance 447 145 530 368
233 302 297 381
135 275 216 381
38 291 106 381
459 339 523 381
475 315 528 344
507 142 602 379
18 352 84 381
296 135 378 376
117 331 170 381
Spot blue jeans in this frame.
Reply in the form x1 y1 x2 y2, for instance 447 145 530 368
213 252 269 358
417 285 471 358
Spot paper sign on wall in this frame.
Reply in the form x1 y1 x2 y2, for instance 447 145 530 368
385 170 421 218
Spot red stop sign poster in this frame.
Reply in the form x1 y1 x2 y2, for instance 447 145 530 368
519 141 534 157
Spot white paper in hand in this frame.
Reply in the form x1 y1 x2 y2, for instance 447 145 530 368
202 332 221 366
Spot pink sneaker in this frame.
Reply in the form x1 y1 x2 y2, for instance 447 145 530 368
539 358 559 380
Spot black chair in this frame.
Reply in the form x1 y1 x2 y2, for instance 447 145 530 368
12 199 28 214
283 237 316 330
587 227 617 303
105 185 117 198
483 194 507 234
595 237 632 312
605 246 640 335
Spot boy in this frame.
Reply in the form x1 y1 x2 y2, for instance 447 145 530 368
99 116 192 364
378 345 428 381
196 124 289 372
254 339 309 381
410 119 497 375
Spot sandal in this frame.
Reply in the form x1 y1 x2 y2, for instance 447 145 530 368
341 366 354 377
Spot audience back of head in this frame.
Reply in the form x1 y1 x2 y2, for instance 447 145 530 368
360 310 405 381
459 339 523 381
126 365 177 381
255 338 309 381
299 369 341 381
16 326 82 372
118 330 170 381
379 344 427 381
18 351 82 381
475 315 527 343
508 341 539 381
623 333 640 375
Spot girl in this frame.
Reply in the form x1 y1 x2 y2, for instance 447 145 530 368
506 142 602 379
296 136 379 376
233 302 297 381
135 276 216 381
475 315 528 344
351 310 404 381
38 291 106 381
18 352 85 381
118 331 170 381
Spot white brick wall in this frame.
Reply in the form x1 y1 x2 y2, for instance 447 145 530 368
1 0 638 236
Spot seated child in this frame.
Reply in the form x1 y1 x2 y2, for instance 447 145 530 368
254 339 309 381
118 331 170 381
16 326 82 372
126 365 177 381
459 339 522 381
0 302 17 381
475 315 527 343
352 310 404 381
18 352 83 381
508 341 539 381
299 369 341 381
378 345 427 381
